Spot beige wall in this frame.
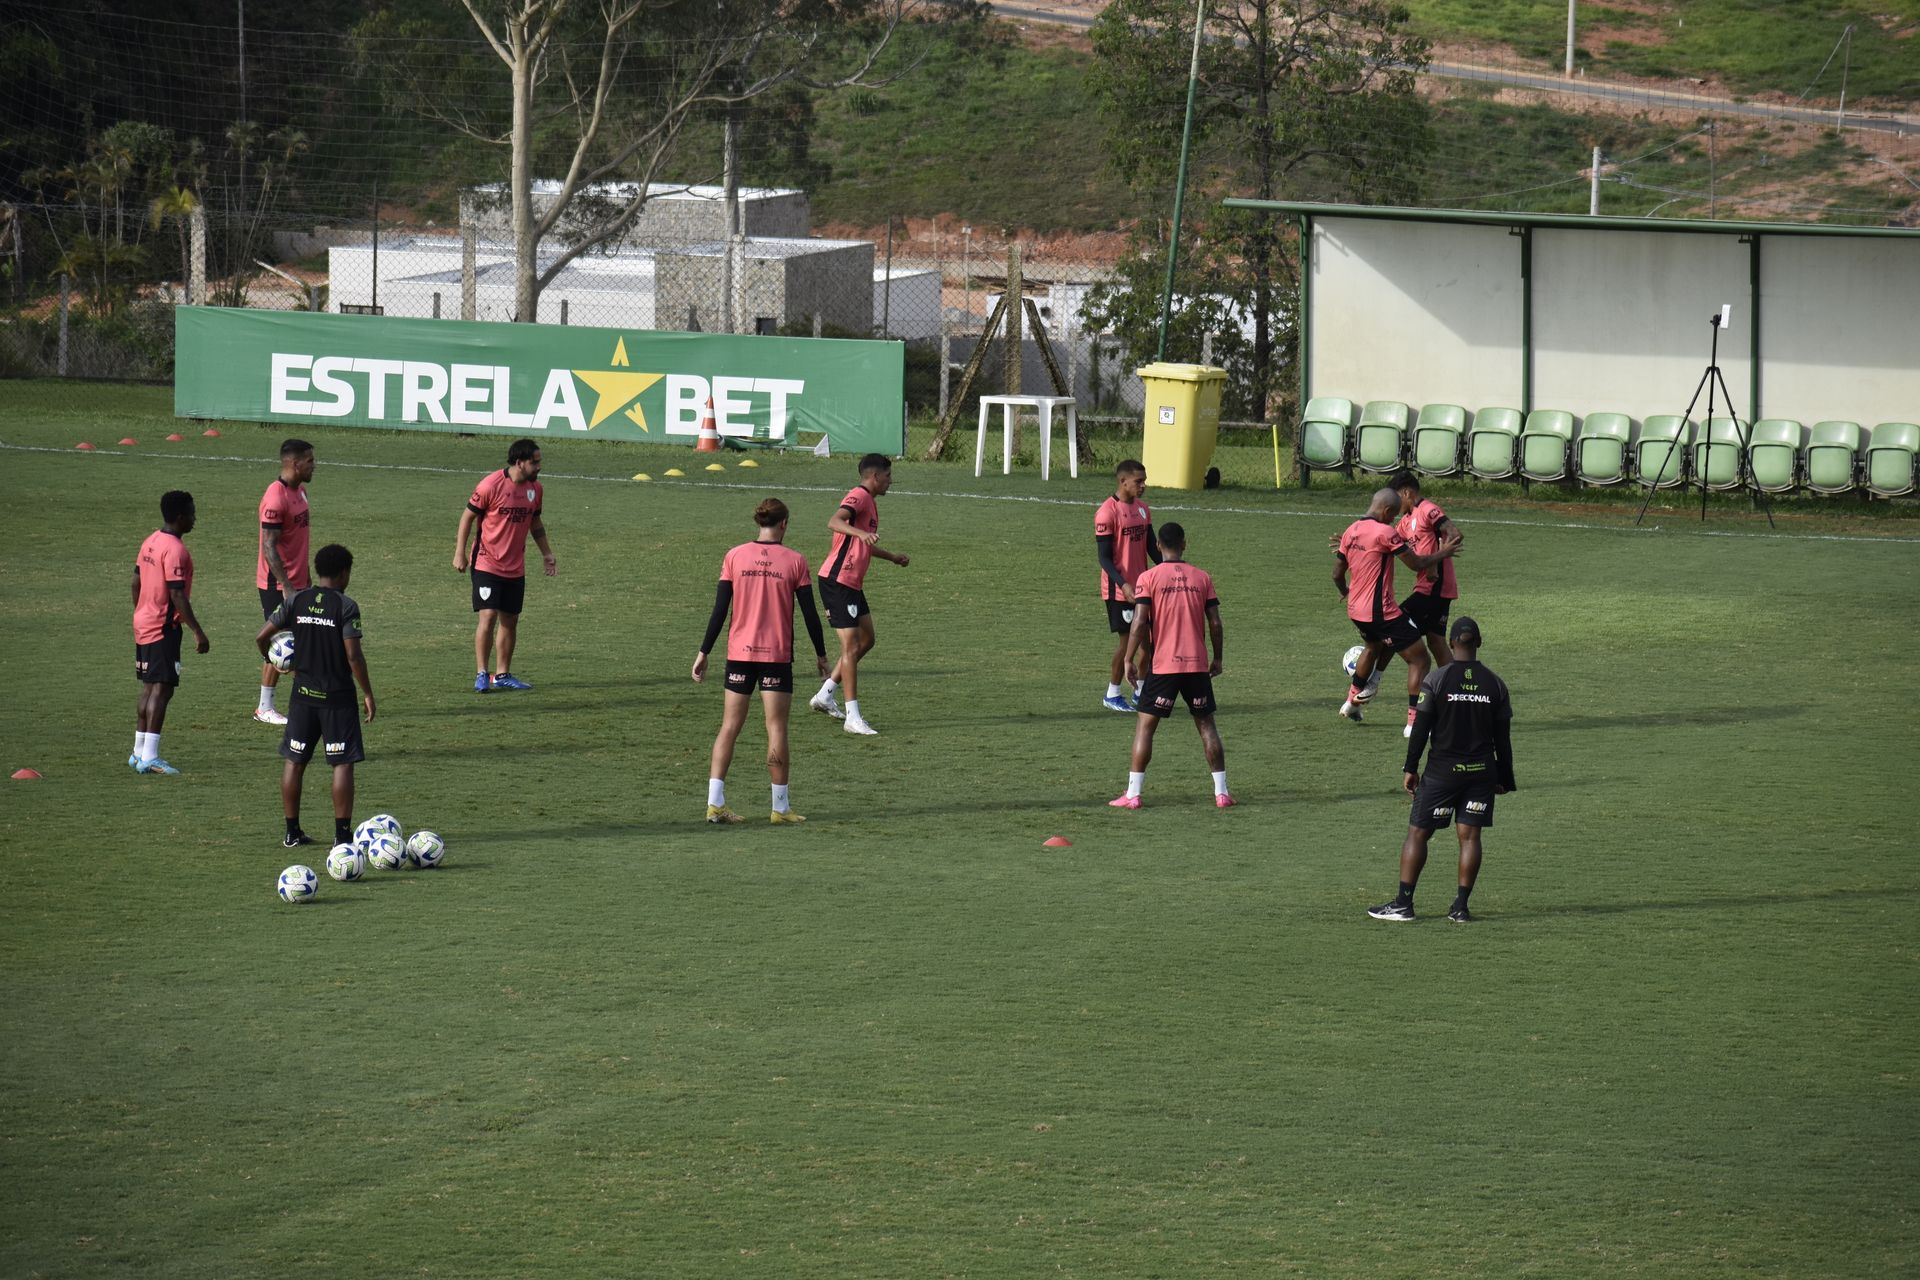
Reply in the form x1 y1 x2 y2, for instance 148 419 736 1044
1310 220 1522 411
1759 237 1920 427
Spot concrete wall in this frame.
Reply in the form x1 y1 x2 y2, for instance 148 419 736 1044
1758 236 1920 428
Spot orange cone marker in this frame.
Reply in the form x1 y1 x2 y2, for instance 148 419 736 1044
694 397 721 453
12 768 43 780
118 437 138 446
1043 836 1073 848
75 442 95 450
202 428 221 437
165 433 185 442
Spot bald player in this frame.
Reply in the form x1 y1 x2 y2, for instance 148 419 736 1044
1332 488 1461 737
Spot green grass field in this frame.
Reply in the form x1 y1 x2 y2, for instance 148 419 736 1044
2 383 1917 1277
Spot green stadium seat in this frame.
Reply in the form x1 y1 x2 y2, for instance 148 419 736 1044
1692 417 1750 491
1574 412 1632 486
1411 403 1467 477
1355 400 1410 473
1864 422 1920 497
1518 409 1574 482
1636 415 1693 489
1299 396 1354 472
1747 419 1805 494
1465 406 1522 480
1804 421 1862 494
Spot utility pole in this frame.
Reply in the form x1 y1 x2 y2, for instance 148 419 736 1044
238 0 248 200
1564 0 1576 77
1837 24 1853 127
1590 145 1602 215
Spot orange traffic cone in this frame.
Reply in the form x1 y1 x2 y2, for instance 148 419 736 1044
694 397 721 453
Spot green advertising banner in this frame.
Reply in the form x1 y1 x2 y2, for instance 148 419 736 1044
175 308 905 454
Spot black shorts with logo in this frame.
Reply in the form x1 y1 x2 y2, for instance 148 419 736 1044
1352 614 1425 654
281 695 366 766
724 660 794 695
818 579 870 630
134 629 183 685
1400 590 1453 638
1137 670 1216 719
1105 598 1139 635
260 587 286 620
471 569 527 616
1409 761 1497 830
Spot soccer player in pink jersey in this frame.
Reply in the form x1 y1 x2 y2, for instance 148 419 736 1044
693 499 830 824
129 491 210 776
453 439 556 693
1390 470 1462 674
808 454 908 736
1332 488 1461 737
253 438 314 726
1108 522 1231 810
1094 459 1161 712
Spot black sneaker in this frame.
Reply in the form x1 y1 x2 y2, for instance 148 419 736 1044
1447 904 1474 924
1367 900 1415 922
283 831 315 849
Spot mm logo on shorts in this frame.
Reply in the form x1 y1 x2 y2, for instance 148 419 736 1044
1431 806 1454 818
726 672 748 686
326 741 347 754
1465 800 1488 813
290 739 308 752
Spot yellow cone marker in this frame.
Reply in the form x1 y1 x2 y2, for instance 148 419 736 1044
631 473 651 482
664 468 685 477
705 463 726 472
737 458 759 469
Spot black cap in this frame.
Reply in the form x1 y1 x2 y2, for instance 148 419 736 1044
1449 616 1482 647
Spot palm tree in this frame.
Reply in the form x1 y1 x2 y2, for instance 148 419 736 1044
148 186 200 302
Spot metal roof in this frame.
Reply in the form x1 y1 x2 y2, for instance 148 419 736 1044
1220 200 1920 240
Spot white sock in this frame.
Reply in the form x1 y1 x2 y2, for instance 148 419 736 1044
846 699 862 721
1212 770 1229 797
134 731 152 758
258 685 276 713
771 783 790 813
1106 682 1124 698
707 778 726 807
1126 771 1145 799
147 733 163 760
819 678 839 697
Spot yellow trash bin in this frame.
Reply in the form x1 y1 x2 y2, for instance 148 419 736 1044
1135 362 1226 490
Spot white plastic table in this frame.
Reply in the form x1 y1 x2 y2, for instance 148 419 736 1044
975 395 1079 480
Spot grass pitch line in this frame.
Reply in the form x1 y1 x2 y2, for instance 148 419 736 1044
6 438 1917 547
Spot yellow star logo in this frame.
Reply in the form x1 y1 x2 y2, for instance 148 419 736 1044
571 369 664 430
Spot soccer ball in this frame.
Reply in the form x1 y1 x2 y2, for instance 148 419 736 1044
267 630 296 672
1343 645 1366 677
405 830 446 869
325 842 366 881
277 864 318 903
355 814 402 845
364 832 407 871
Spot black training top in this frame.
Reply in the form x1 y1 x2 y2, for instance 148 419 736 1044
269 586 363 705
1405 658 1516 790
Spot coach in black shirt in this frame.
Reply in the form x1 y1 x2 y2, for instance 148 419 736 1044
1367 616 1516 924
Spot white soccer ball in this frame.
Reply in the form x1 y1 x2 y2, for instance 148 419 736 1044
355 814 402 845
405 830 446 869
325 842 366 881
277 863 319 903
267 630 296 672
364 832 407 871
1343 644 1366 677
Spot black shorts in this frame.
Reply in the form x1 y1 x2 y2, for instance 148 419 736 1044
818 579 870 630
1137 670 1216 718
134 630 183 685
1400 591 1453 637
471 569 526 616
1352 614 1425 653
724 660 794 695
1106 598 1139 635
1409 762 1497 830
260 587 285 620
281 697 366 766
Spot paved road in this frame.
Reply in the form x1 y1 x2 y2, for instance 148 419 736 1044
993 3 1920 137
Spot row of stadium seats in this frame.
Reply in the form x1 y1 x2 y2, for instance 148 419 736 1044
1299 399 1920 497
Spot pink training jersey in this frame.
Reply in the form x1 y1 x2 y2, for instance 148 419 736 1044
1094 494 1153 599
133 530 194 644
468 469 544 578
721 540 813 663
1396 496 1457 599
1136 560 1218 674
256 477 311 591
820 485 879 590
1338 518 1407 623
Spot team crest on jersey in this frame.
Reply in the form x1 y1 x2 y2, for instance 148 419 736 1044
478 587 492 601
1121 609 1134 624
847 604 859 618
526 488 536 502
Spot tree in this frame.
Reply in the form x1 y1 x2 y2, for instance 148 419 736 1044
1087 0 1430 417
358 0 953 323
148 186 201 298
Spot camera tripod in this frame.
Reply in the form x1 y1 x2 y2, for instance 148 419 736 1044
1633 312 1774 529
